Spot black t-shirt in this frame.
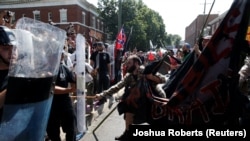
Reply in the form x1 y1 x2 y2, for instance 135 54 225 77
0 69 8 118
90 51 111 73
98 52 111 73
90 51 98 68
55 63 75 88
52 63 75 109
0 69 9 91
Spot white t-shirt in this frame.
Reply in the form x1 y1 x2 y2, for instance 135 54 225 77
69 52 76 65
62 54 74 70
85 63 94 83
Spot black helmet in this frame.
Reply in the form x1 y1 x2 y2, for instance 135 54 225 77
0 26 16 46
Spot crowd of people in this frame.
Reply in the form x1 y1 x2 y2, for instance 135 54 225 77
0 11 186 140
1 9 250 141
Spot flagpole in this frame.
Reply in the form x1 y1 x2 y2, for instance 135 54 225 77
114 24 126 83
123 26 133 55
118 0 122 32
197 0 215 44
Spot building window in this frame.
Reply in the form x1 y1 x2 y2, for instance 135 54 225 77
59 9 67 22
97 19 100 30
11 12 16 24
92 16 96 28
48 12 52 21
82 12 86 25
101 22 104 31
216 22 220 29
33 10 40 21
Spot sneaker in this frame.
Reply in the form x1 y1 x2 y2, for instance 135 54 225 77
76 132 84 141
114 130 129 140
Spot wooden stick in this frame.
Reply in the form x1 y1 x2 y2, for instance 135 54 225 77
70 95 96 99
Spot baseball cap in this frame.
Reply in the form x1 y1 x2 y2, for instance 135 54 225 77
0 26 16 46
184 43 191 49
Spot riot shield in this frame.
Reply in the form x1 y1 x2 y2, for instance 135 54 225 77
75 34 86 139
0 17 66 141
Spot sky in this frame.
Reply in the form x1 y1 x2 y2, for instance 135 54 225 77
88 0 234 40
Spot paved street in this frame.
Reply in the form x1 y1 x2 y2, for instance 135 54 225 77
80 88 125 141
59 88 124 141
80 103 124 141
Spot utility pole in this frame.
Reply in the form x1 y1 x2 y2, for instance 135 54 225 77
203 0 207 15
202 0 211 25
200 0 212 36
118 0 122 32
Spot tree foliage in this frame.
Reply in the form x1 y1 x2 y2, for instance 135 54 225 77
97 0 182 52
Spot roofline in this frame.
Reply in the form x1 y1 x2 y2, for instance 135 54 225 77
0 0 99 16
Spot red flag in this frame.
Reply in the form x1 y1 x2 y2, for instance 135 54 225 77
115 27 126 50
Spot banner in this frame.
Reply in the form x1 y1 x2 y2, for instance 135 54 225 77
166 0 250 124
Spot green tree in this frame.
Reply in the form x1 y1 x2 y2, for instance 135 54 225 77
97 0 118 40
97 0 182 52
172 34 182 47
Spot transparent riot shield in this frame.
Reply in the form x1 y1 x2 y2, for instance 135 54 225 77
0 17 66 141
75 34 86 140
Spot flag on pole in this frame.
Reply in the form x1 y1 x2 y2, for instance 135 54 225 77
123 26 133 55
149 40 157 50
165 0 250 124
114 26 126 84
115 26 126 50
149 40 154 50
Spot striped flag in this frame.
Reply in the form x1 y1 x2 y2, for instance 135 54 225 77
166 0 250 124
115 26 126 50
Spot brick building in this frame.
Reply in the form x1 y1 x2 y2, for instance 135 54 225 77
0 0 106 45
208 11 228 36
185 14 218 46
